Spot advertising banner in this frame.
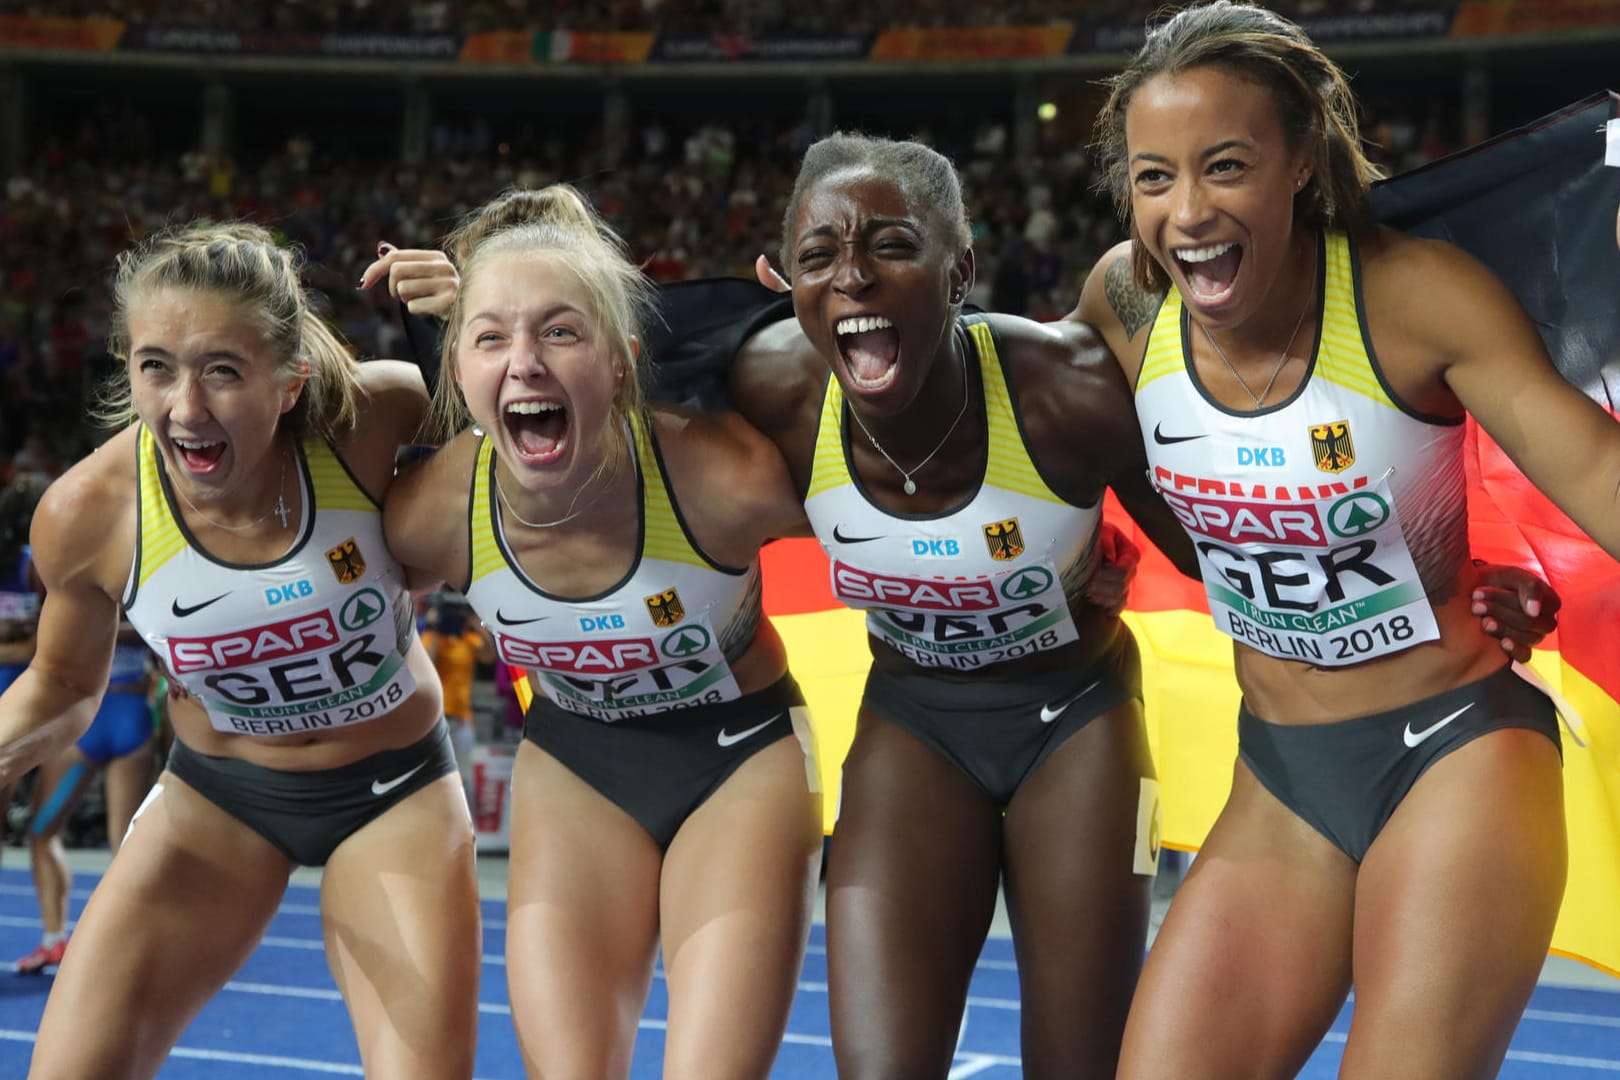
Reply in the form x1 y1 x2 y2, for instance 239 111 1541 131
0 15 124 51
871 24 1072 61
649 32 871 62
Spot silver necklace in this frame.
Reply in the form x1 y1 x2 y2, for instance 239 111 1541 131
1198 257 1316 410
494 432 626 530
495 471 613 529
846 340 971 496
173 447 290 532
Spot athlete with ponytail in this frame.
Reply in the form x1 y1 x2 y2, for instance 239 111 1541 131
0 222 480 1078
380 184 823 1080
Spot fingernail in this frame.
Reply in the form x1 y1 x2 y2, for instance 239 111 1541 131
378 241 395 255
1527 600 1540 617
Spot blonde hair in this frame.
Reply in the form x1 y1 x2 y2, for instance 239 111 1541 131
1094 1 1386 291
430 184 655 445
101 221 362 438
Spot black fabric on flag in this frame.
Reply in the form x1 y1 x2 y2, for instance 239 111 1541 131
1371 91 1620 411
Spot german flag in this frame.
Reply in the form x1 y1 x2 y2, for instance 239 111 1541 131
514 93 1620 974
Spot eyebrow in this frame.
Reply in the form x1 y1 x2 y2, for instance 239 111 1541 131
1131 139 1255 166
796 216 919 246
132 345 248 364
467 303 583 325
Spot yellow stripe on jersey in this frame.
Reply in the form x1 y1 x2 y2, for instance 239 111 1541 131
808 321 1063 504
468 438 503 585
1137 289 1185 391
806 374 847 501
136 426 186 588
968 322 1064 505
1140 232 1398 411
303 439 377 513
633 411 710 570
1312 233 1396 410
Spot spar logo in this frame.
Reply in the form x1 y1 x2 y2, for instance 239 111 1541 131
169 611 339 674
496 635 659 673
832 563 998 611
1326 492 1389 538
497 623 714 673
999 566 1053 602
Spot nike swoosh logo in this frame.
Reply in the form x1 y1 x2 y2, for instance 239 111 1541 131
171 593 230 618
1152 423 1208 446
1040 679 1102 723
371 759 430 797
717 713 783 748
495 609 547 627
832 525 884 545
1403 703 1474 749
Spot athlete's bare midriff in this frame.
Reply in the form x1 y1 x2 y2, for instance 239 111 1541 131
1233 562 1511 724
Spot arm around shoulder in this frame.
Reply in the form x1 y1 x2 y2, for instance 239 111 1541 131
383 434 479 593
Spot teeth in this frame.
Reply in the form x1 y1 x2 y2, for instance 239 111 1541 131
173 438 217 450
506 401 562 416
1175 243 1236 263
836 315 894 336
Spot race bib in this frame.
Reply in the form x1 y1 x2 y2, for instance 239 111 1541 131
1166 470 1440 665
499 613 743 722
832 557 1081 671
165 587 418 735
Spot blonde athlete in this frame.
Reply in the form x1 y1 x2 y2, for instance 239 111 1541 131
1077 4 1620 1077
0 222 479 1079
379 186 822 1080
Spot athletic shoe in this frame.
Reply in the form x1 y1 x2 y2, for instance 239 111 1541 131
15 938 67 975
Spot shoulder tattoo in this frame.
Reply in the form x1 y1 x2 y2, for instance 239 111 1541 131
1103 255 1160 341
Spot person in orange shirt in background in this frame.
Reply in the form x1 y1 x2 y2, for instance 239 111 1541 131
421 592 495 808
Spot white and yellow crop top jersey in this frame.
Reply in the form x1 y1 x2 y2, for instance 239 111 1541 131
1135 231 1469 667
803 317 1101 673
462 412 762 723
123 427 418 736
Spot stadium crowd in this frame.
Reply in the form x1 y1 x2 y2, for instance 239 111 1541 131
0 85 1459 483
2 0 1449 35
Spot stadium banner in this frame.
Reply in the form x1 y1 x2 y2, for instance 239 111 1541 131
1071 7 1455 53
117 24 464 60
649 32 870 63
869 25 1072 61
460 30 533 63
0 15 124 51
1452 0 1620 36
546 31 658 63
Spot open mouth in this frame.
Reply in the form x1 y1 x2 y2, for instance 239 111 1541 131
504 400 568 464
1173 242 1244 306
835 315 900 392
172 436 226 474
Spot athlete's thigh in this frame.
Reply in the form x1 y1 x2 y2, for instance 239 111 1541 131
321 772 481 1080
826 708 1004 1079
506 740 663 1080
1002 698 1155 1079
1344 728 1565 1080
658 736 822 1080
29 772 290 1080
27 745 97 838
1117 760 1357 1080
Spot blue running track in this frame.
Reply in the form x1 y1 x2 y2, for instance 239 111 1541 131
1 865 1617 1077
